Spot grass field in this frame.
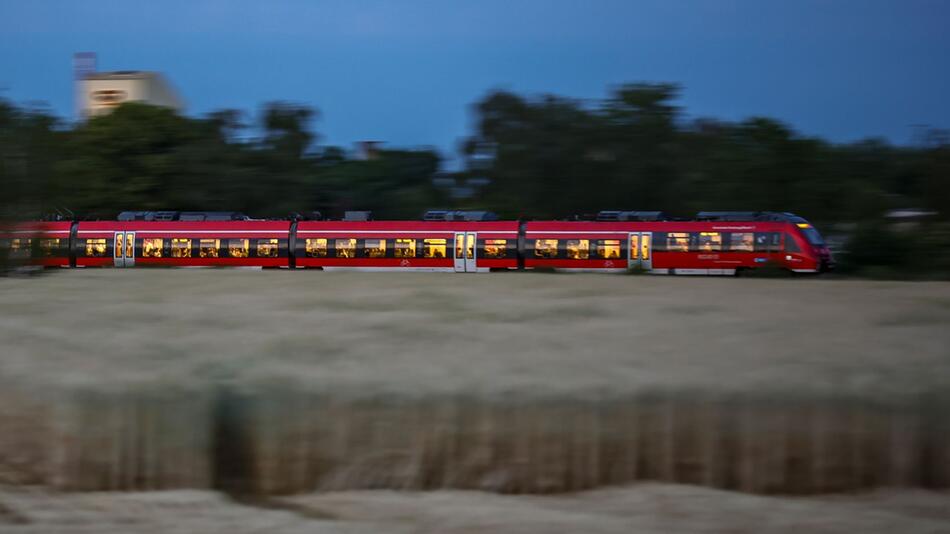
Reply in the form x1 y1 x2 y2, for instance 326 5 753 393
1 270 948 530
2 269 948 396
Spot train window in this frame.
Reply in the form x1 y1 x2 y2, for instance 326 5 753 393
171 238 192 258
228 239 249 258
667 233 689 252
455 236 464 259
85 238 108 257
754 233 778 252
10 238 30 251
199 239 220 258
595 239 621 259
728 233 754 252
394 238 416 258
771 232 782 251
785 233 801 253
630 235 639 260
257 239 279 258
305 238 328 257
363 238 386 258
566 239 589 259
39 238 61 256
423 238 447 258
336 238 356 258
695 232 721 252
142 238 163 258
534 239 558 258
115 233 124 258
483 239 507 259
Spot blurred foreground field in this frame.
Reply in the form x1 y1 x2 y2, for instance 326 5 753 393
2 270 948 394
1 270 949 531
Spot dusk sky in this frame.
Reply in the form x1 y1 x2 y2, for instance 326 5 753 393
2 0 948 167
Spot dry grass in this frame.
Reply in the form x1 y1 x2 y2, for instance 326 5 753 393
1 269 948 396
0 483 948 533
0 270 948 495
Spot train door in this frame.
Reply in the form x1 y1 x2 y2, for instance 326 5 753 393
454 232 477 272
113 231 135 267
628 232 652 271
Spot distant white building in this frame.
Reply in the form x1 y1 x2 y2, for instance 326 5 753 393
78 71 184 118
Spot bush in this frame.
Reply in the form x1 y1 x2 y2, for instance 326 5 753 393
838 220 950 280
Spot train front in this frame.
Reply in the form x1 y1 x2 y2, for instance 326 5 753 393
790 219 834 272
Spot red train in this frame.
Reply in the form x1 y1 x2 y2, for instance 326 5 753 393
1 211 834 275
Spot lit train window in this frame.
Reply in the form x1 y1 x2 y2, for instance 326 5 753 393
595 239 621 259
566 239 589 259
423 238 446 258
228 239 249 258
305 238 327 257
257 239 279 258
696 232 721 252
667 233 689 252
85 238 107 257
142 238 164 258
336 238 356 258
199 239 220 258
394 238 416 258
39 238 61 256
534 239 558 258
728 233 753 252
171 238 192 258
363 239 386 258
483 239 507 259
9 238 31 258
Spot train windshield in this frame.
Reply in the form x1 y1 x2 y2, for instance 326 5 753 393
800 227 825 246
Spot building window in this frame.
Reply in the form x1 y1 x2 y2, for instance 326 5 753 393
729 233 754 252
228 239 249 258
695 232 721 252
257 239 279 258
142 238 163 258
534 239 558 258
85 238 107 257
423 238 447 258
336 238 356 258
566 239 589 260
483 239 507 259
199 239 220 258
595 239 621 259
39 238 61 256
363 238 386 258
394 238 416 258
171 238 192 258
305 238 327 257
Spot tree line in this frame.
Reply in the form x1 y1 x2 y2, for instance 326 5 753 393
2 83 948 276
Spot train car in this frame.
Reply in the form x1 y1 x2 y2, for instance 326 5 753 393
294 220 520 272
3 211 832 275
524 215 832 274
0 221 73 268
74 220 292 268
